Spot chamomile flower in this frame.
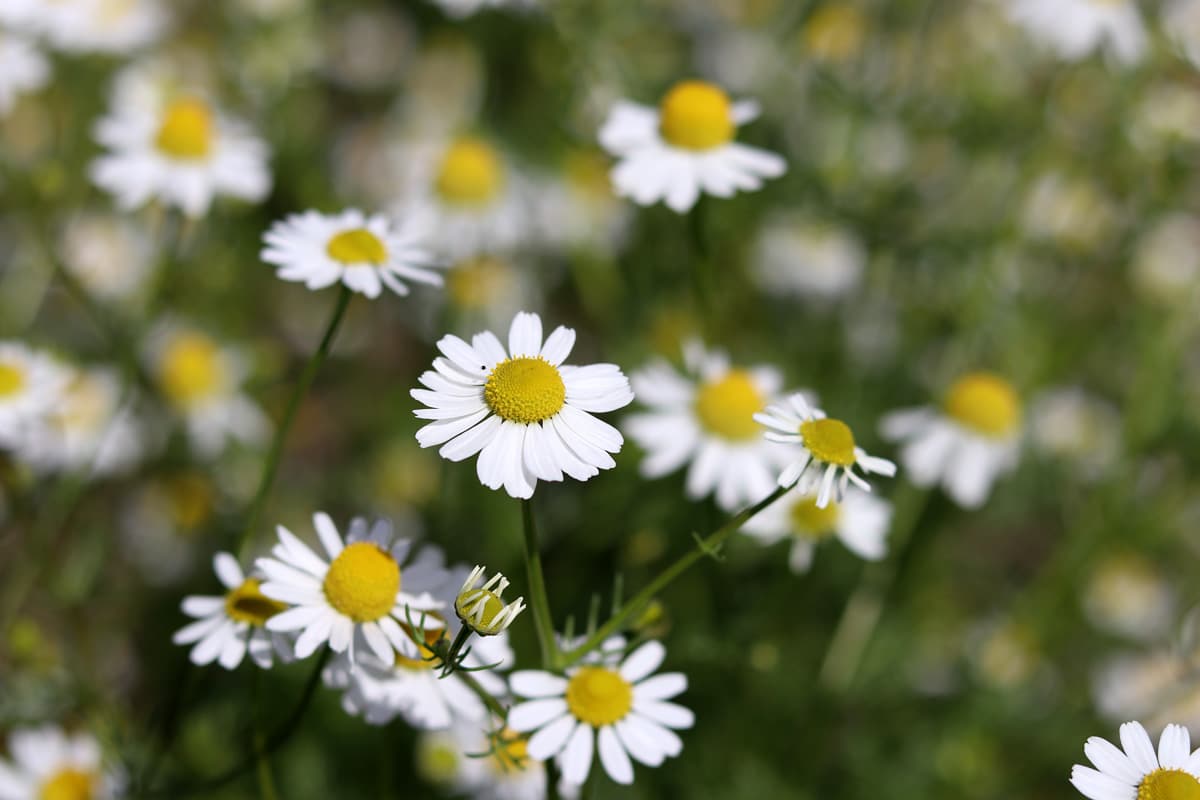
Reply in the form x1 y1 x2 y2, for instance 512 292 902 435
456 565 525 636
755 393 896 509
260 209 442 299
1008 0 1146 66
0 342 69 451
0 725 118 800
173 552 292 670
598 79 785 213
742 486 892 573
90 64 270 218
145 322 268 458
0 34 49 116
752 213 866 302
417 721 557 800
58 213 154 303
880 372 1022 509
508 638 693 786
256 512 447 663
624 341 793 511
411 311 633 500
39 0 168 54
1167 0 1200 69
120 473 216 586
429 0 537 18
1070 721 1200 800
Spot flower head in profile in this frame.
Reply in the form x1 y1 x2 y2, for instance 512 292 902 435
755 393 895 508
455 565 525 636
599 79 785 213
0 724 119 799
411 311 633 499
173 552 292 670
261 209 442 299
742 486 892 573
1070 721 1200 800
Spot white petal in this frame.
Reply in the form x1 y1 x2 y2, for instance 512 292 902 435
560 722 595 785
1120 722 1159 774
510 670 569 698
540 326 576 366
597 726 634 785
633 673 687 702
509 699 570 731
213 552 244 589
508 312 544 358
526 715 577 760
620 641 666 683
1159 724 1191 770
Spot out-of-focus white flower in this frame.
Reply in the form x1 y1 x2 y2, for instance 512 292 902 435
416 721 557 800
120 473 217 586
0 34 49 116
1131 214 1200 308
443 256 541 331
1166 0 1200 69
968 618 1043 690
59 213 155 303
752 214 866 302
398 35 485 136
1082 555 1175 642
0 0 168 54
0 725 120 799
428 0 537 20
1021 172 1117 251
742 485 891 573
533 150 632 255
0 342 70 451
324 8 414 90
800 3 869 65
1129 84 1200 152
1092 651 1200 732
1029 387 1120 480
1007 0 1146 65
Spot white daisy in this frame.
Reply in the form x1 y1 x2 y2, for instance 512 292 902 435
508 638 693 786
39 0 168 55
532 149 632 256
0 34 49 116
417 721 557 800
756 393 896 509
0 725 119 800
598 79 785 213
119 473 216 587
1082 555 1175 643
411 310 633 500
1070 721 1200 800
880 372 1021 509
0 342 70 451
623 341 793 512
1007 0 1146 65
58 213 155 303
260 209 442 299
742 486 892 573
145 322 269 459
1167 0 1200 69
428 0 537 19
256 512 447 663
172 551 293 670
752 213 866 302
90 63 270 218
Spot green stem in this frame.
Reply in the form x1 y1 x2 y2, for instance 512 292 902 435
520 498 559 669
236 287 352 560
560 485 789 668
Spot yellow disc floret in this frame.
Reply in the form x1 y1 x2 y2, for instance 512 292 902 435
490 729 531 773
1137 768 1200 800
484 357 566 424
225 578 287 627
0 362 26 397
566 666 634 727
447 257 513 310
322 542 401 622
802 4 868 63
943 372 1021 438
39 769 96 800
326 228 387 265
694 370 765 441
435 137 504 206
393 622 444 671
155 98 214 160
800 418 857 466
789 496 840 539
659 80 736 151
159 333 223 406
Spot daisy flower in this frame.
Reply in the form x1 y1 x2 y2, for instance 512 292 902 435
260 209 442 299
742 486 892 573
880 371 1021 509
756 393 896 508
59 213 155 304
1007 0 1146 66
456 565 526 636
42 0 168 54
0 34 49 116
416 721 558 800
0 342 69 451
752 213 867 302
429 0 537 19
90 63 270 218
411 311 633 500
598 79 785 213
145 322 269 458
120 473 216 587
0 725 119 799
623 341 794 511
173 551 292 670
256 512 447 663
1167 0 1200 70
508 638 693 786
1070 721 1200 800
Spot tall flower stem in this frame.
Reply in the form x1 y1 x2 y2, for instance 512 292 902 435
236 286 352 560
520 497 560 669
559 485 789 668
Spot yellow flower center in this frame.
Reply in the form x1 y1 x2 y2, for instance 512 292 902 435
943 372 1021 438
693 370 765 441
326 228 387 265
484 357 566 424
802 4 867 63
434 137 504 207
225 578 287 627
564 150 613 200
39 769 96 800
447 257 512 310
566 667 634 727
1138 769 1200 800
490 729 531 773
800 418 857 466
393 623 443 671
457 589 505 628
789 496 840 539
166 474 214 531
659 80 736 151
322 542 401 622
159 333 224 405
154 98 214 160
0 362 26 397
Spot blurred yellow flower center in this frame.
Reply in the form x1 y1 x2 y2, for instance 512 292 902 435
326 228 387 265
943 372 1020 438
166 473 213 531
564 150 613 200
225 578 286 627
435 138 504 206
800 418 857 466
484 357 566 424
447 257 512 310
802 4 867 63
694 370 765 441
789 496 840 538
39 769 96 800
1137 769 1200 800
0 362 25 397
393 623 443 671
155 98 214 160
566 667 633 727
160 334 223 405
659 80 735 150
60 375 108 430
322 542 400 622
490 729 530 772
